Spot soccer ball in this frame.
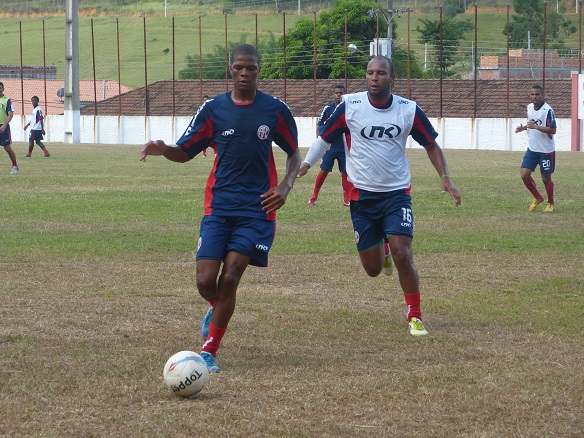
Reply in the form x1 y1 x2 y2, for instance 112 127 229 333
163 351 210 397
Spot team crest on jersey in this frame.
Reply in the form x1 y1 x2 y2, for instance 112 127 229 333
257 125 270 140
360 124 402 140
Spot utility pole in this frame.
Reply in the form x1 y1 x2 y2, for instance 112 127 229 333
65 0 80 144
388 0 393 40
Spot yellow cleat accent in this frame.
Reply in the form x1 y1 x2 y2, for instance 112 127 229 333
543 203 555 213
409 317 428 336
382 253 394 276
529 198 544 211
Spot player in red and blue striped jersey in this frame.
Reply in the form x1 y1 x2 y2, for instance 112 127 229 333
298 56 461 337
141 44 301 372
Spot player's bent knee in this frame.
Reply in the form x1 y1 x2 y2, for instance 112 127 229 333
362 264 382 277
196 275 217 299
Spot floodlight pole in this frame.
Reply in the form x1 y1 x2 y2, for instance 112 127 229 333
65 0 80 144
387 0 393 42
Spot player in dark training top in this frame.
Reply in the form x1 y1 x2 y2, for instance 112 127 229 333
308 84 354 207
141 44 301 373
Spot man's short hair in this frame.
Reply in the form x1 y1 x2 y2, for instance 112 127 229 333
32 96 39 101
532 85 544 92
334 84 345 91
231 44 261 66
369 56 394 75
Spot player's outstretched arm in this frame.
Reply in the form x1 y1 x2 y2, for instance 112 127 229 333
424 141 462 207
141 140 190 163
296 136 331 178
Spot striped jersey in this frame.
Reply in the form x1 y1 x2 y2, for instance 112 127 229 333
317 102 345 153
177 90 298 221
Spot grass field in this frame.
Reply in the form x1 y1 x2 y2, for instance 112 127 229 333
1 143 583 436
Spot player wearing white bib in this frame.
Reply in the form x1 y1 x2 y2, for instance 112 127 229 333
298 56 461 336
515 85 556 212
24 96 50 158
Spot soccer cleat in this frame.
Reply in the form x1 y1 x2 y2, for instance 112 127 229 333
10 165 18 175
308 197 317 207
543 203 555 213
529 198 544 211
201 351 220 373
25 153 31 157
200 306 213 340
382 253 394 276
44 153 51 157
408 317 428 336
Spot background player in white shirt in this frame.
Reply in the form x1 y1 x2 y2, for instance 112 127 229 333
298 56 461 336
24 96 50 157
515 85 556 212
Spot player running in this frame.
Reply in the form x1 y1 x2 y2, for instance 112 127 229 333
141 44 301 372
515 85 557 213
298 56 461 336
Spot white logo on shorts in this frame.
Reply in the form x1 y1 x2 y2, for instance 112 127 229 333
257 125 270 140
197 237 202 251
255 244 269 252
354 230 360 245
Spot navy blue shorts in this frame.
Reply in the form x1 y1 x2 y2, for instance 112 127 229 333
30 130 44 142
521 148 555 175
196 215 275 267
350 189 413 251
0 124 11 146
320 146 346 172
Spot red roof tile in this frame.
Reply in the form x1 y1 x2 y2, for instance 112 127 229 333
81 78 571 119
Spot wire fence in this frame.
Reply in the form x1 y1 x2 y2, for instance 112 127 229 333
0 2 581 119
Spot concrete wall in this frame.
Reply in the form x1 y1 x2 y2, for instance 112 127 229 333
12 114 576 152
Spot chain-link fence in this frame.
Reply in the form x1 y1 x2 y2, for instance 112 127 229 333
0 1 581 119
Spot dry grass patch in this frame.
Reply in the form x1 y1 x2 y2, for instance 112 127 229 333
1 251 582 437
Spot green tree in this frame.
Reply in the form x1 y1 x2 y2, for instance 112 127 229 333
443 0 467 18
178 34 277 79
504 0 576 49
179 0 425 80
261 0 379 79
416 16 472 78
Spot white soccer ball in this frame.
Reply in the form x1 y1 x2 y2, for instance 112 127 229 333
163 351 210 397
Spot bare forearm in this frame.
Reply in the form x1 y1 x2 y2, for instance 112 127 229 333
425 141 449 176
141 139 190 162
282 149 302 190
163 145 191 163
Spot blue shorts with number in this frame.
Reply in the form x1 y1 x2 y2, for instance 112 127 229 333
320 146 346 173
350 189 413 251
196 215 275 267
0 124 11 146
521 148 555 175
